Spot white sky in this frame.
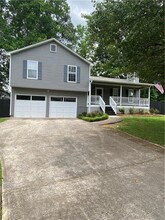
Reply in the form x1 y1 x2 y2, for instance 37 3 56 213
67 0 94 26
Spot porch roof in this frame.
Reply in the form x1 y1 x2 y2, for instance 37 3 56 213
90 76 153 88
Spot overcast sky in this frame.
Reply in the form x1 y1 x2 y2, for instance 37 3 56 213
67 0 94 26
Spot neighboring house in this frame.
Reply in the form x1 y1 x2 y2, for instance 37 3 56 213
9 38 152 118
9 38 91 118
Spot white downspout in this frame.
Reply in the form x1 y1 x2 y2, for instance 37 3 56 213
88 79 92 113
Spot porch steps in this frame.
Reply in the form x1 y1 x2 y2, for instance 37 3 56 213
105 106 116 115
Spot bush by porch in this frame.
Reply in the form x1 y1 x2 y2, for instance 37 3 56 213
78 111 109 122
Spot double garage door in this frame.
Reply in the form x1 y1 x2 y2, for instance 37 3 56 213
14 95 77 118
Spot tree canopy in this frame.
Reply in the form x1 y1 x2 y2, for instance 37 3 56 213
0 0 75 96
85 0 164 84
0 0 75 50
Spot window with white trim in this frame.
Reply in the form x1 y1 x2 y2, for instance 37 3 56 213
50 44 57 52
67 65 77 83
27 60 38 79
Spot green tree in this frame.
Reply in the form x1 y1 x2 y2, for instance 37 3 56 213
86 0 164 84
74 25 94 61
0 0 75 96
0 49 9 97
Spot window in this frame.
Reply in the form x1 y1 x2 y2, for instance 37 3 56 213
95 87 103 97
32 96 45 101
16 95 31 100
27 60 38 79
113 88 119 96
64 97 76 102
67 65 77 83
50 44 57 52
51 97 63 102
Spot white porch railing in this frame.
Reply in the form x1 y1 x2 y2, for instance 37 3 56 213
109 97 117 114
88 95 105 113
90 95 99 105
99 96 105 113
111 96 149 107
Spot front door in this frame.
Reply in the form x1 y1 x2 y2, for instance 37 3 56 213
95 87 103 97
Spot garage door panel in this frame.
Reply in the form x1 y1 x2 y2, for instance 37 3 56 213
15 95 46 118
15 100 31 117
49 96 77 118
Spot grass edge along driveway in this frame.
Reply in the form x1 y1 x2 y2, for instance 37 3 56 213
0 118 8 123
117 116 165 146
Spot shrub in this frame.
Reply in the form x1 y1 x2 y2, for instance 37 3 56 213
129 108 135 114
81 114 109 122
86 111 103 117
119 108 125 114
78 111 109 122
150 108 159 114
138 109 144 114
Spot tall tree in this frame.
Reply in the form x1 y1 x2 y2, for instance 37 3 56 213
74 25 94 61
85 0 164 84
0 0 75 96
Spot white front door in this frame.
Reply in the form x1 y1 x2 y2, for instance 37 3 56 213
49 96 77 118
15 95 46 117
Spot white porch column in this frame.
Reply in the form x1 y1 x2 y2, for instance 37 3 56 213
120 85 122 106
139 89 141 106
148 87 150 108
88 79 92 113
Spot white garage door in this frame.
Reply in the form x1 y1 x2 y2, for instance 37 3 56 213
49 97 77 118
15 95 46 117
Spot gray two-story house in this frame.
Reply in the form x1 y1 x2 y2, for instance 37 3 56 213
9 38 92 118
9 38 152 118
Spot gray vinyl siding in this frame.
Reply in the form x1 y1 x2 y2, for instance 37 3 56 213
10 41 89 92
11 87 87 117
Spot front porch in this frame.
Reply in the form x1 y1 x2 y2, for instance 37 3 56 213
88 76 152 115
88 95 150 115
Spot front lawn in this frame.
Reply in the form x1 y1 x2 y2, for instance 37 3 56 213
117 116 165 146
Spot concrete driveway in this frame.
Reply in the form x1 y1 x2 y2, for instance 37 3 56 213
0 119 164 220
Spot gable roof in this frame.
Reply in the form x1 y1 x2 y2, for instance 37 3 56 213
90 76 153 87
8 38 92 66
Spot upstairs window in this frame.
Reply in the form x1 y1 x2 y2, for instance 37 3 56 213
27 60 38 79
67 65 77 83
50 44 57 52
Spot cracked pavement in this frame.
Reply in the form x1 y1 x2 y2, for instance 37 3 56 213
0 119 164 220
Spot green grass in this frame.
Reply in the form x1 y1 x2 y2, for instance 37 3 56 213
0 118 7 123
117 116 165 146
